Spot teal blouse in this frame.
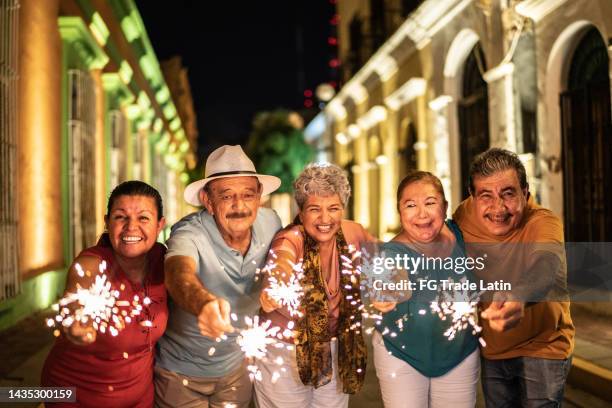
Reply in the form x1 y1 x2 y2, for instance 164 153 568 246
377 220 478 377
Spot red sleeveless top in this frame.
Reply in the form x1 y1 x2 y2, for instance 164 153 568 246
41 239 167 408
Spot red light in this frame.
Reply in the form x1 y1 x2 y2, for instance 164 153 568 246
329 0 337 4
329 58 340 68
330 14 339 25
329 81 337 88
304 89 313 98
328 37 337 46
304 99 313 108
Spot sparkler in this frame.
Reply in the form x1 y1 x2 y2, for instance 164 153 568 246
260 249 305 317
430 282 483 341
47 261 145 337
265 270 304 317
236 316 282 381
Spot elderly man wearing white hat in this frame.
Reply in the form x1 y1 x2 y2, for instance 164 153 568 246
154 145 282 407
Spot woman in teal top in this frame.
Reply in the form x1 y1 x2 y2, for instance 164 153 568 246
372 171 479 408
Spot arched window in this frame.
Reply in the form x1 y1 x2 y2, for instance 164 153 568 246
369 0 386 51
561 28 612 242
398 122 417 180
348 15 364 77
458 44 490 198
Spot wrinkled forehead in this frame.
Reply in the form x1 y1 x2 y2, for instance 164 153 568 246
472 169 522 191
303 193 343 207
400 180 445 200
207 176 260 193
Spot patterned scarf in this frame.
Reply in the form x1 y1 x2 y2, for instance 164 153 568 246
294 225 367 394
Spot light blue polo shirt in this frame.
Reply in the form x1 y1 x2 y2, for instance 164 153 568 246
156 207 282 377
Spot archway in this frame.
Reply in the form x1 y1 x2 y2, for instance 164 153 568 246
398 120 417 181
458 44 490 198
561 27 612 242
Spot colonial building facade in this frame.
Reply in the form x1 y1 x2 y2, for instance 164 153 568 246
0 0 198 329
324 0 612 242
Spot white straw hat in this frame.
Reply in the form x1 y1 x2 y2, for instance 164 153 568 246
184 145 281 206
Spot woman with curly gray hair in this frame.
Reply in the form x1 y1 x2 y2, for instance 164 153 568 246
255 163 373 408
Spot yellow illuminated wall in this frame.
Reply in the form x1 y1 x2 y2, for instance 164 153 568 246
18 0 64 276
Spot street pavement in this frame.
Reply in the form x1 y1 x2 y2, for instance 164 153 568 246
0 305 611 407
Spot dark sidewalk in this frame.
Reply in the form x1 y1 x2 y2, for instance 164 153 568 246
0 305 610 407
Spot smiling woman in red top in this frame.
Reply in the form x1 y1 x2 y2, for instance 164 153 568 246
42 181 168 408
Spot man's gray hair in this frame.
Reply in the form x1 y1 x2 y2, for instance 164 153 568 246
469 148 528 194
293 163 351 209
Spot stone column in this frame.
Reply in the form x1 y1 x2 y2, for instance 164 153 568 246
428 95 454 213
483 62 520 151
18 0 63 275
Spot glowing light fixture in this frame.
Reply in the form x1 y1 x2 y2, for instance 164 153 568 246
153 118 163 133
375 154 389 165
428 95 453 111
119 61 133 84
327 100 347 120
179 140 189 153
414 141 428 151
385 78 427 110
126 104 141 120
89 12 109 46
163 103 177 121
170 117 181 132
121 15 140 42
357 105 387 130
375 55 398 82
346 83 368 104
347 124 360 140
155 86 170 105
139 54 156 82
137 91 150 111
335 132 349 145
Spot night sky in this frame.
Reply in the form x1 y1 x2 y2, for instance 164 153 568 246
135 1 337 162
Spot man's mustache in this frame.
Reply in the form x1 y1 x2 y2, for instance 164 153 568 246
226 211 252 219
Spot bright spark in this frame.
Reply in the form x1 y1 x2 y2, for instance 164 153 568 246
430 283 483 341
265 271 304 317
48 261 145 337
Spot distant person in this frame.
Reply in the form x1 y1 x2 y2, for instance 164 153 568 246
454 148 574 407
42 181 168 408
371 171 479 407
154 145 282 408
257 163 370 408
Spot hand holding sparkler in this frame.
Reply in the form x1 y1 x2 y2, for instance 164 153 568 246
259 251 304 317
481 292 524 332
198 298 235 338
262 271 304 317
64 321 97 345
48 259 140 343
59 258 100 345
260 290 281 313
